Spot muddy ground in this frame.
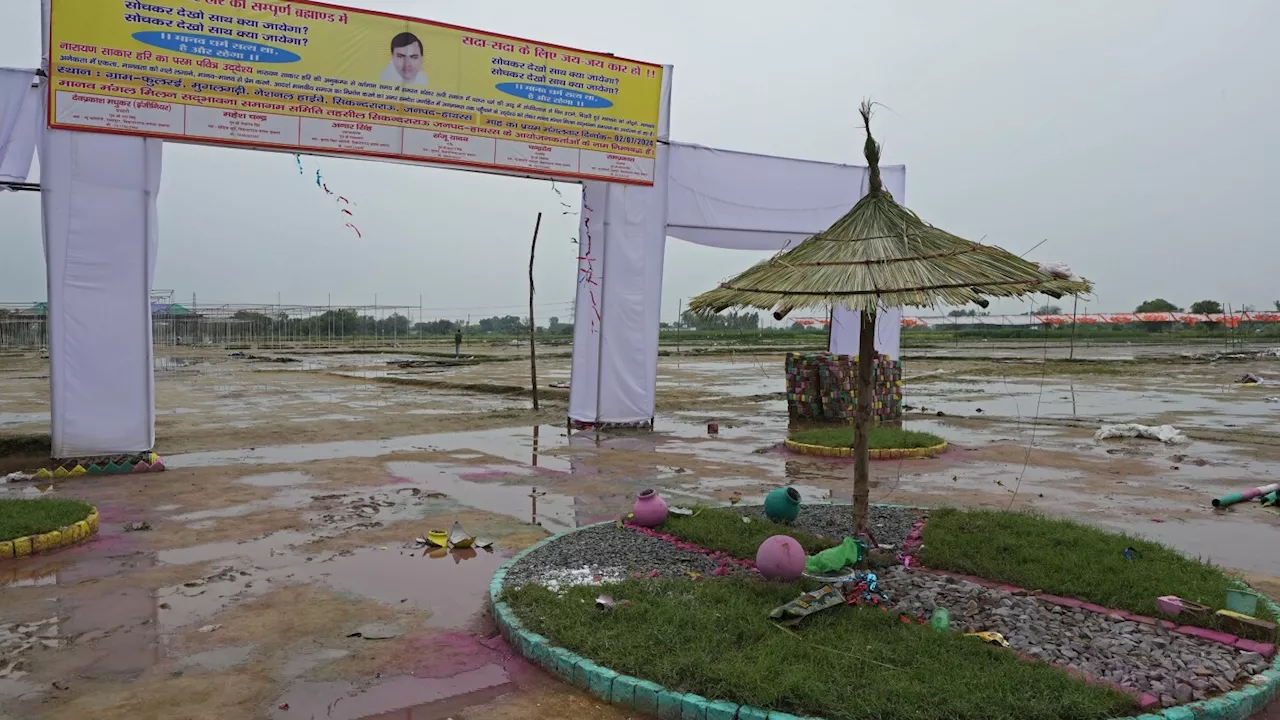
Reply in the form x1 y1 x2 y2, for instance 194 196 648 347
1 343 1279 719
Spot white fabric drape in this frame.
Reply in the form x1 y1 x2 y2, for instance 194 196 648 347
0 68 40 183
666 142 906 251
667 143 905 358
568 67 672 425
570 138 908 423
41 111 162 457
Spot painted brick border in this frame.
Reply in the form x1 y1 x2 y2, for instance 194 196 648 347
491 509 1280 720
783 438 948 461
0 506 98 561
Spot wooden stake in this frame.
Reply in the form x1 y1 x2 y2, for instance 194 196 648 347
853 309 876 534
529 212 542 411
1069 294 1079 360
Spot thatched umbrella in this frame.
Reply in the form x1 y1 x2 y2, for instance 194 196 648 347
689 102 1092 535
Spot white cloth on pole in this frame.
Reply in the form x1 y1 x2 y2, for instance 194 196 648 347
568 66 671 425
41 115 162 457
0 68 40 183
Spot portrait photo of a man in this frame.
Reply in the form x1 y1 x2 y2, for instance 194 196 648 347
381 31 429 87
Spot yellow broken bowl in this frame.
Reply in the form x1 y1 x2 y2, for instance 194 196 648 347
426 530 449 548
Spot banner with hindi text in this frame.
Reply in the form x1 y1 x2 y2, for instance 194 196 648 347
47 0 664 184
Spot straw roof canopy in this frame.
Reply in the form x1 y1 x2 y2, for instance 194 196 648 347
689 104 1092 317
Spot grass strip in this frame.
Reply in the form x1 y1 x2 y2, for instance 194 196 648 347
788 426 943 450
921 508 1275 627
505 578 1135 720
658 506 836 558
0 498 94 541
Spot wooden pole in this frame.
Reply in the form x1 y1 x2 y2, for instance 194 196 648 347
528 212 543 411
852 309 876 534
1069 294 1079 360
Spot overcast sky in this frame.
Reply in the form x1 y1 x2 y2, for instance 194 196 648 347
2 0 1278 322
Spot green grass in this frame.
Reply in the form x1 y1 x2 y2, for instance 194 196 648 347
921 508 1275 627
0 498 94 541
788 426 944 450
659 506 836 558
504 578 1135 720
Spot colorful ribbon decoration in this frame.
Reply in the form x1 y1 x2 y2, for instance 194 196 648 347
297 156 362 240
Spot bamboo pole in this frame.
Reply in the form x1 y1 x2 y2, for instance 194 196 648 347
529 212 543 411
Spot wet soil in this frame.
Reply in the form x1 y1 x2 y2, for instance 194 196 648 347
1 344 1278 719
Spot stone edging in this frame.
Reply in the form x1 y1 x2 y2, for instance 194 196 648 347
0 506 99 560
490 515 1280 720
783 438 948 460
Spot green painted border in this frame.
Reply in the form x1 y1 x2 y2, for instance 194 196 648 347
489 507 1280 720
783 438 948 460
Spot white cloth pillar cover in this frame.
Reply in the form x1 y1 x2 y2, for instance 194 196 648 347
0 68 40 183
567 66 672 425
41 115 162 457
829 306 902 359
567 181 608 423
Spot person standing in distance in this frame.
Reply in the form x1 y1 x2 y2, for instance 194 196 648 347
454 328 463 358
381 32 429 87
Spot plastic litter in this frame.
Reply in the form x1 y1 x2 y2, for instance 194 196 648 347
448 522 475 549
929 607 951 632
804 537 862 574
965 631 1010 648
768 585 845 626
1094 423 1187 444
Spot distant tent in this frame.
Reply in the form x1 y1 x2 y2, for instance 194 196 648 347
151 303 190 316
28 302 47 316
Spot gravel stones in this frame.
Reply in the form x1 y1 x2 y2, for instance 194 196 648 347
733 503 924 549
883 566 1258 704
502 524 749 590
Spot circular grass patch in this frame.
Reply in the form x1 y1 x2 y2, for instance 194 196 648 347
0 498 94 541
0 498 98 559
496 508 1280 720
786 426 947 459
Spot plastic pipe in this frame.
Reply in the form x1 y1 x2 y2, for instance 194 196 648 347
1212 483 1280 508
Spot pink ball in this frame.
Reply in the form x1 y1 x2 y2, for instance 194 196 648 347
756 535 805 581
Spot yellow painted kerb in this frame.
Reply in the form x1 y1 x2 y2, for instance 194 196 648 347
784 439 948 460
1 505 99 561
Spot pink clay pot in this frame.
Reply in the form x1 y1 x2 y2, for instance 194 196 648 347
632 489 668 527
756 535 805 581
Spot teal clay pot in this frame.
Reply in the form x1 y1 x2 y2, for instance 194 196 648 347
764 487 801 523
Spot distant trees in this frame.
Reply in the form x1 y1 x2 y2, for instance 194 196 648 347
1134 298 1181 313
1036 304 1063 315
1189 300 1223 314
415 319 459 335
476 315 527 334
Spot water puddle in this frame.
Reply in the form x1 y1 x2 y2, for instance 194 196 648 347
274 666 513 720
386 462 577 532
166 426 574 472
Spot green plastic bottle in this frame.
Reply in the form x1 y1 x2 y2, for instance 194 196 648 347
930 607 951 632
